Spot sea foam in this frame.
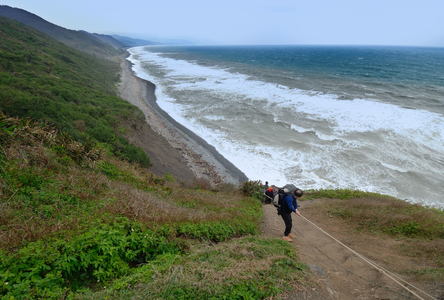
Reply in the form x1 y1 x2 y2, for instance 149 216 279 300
127 46 444 208
129 47 444 150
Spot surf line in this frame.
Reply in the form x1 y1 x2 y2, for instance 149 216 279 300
299 215 436 300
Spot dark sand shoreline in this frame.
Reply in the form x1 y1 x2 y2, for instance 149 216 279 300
118 54 248 185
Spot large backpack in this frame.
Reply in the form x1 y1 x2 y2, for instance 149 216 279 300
282 184 297 193
272 189 286 208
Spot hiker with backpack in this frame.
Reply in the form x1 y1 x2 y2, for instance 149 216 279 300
273 185 303 242
264 186 275 204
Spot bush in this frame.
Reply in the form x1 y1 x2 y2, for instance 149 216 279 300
0 220 181 299
72 237 307 300
241 180 264 201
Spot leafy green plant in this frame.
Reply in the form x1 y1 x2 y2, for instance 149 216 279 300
176 221 257 242
241 180 264 201
174 239 302 298
386 221 423 237
0 220 181 299
72 237 307 300
97 161 125 179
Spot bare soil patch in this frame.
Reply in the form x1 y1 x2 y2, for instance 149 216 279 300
262 200 443 299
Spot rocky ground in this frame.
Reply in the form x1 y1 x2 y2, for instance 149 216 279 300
118 56 247 186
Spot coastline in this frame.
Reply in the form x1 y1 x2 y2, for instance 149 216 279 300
118 53 248 185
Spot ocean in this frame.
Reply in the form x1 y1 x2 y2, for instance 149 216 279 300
127 45 444 208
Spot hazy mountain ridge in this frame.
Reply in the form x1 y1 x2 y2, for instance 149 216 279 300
0 5 123 57
111 34 156 47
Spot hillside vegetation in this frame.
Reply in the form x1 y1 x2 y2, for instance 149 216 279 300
0 114 307 299
0 17 308 299
0 17 148 166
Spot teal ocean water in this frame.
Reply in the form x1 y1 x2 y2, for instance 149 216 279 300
128 45 444 208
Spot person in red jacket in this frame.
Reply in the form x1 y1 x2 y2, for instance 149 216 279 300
264 187 274 204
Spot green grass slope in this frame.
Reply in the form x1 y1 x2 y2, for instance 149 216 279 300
0 5 123 57
0 114 308 299
0 17 148 166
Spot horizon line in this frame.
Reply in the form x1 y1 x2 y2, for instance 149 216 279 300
135 42 444 49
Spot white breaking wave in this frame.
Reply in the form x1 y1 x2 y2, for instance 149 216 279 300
129 47 444 151
127 46 444 208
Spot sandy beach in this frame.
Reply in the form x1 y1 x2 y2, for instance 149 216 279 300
118 55 248 186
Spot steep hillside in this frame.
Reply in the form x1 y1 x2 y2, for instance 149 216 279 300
0 16 148 166
0 5 123 57
0 114 307 299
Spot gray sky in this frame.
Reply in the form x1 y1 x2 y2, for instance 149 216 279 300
2 0 444 46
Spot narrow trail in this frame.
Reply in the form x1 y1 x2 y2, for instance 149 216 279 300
262 201 419 300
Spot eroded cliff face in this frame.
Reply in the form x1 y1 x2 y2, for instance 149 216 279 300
121 117 197 185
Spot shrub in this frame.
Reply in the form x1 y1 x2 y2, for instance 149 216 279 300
241 180 263 201
0 220 181 299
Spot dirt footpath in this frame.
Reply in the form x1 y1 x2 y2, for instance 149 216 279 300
262 202 420 300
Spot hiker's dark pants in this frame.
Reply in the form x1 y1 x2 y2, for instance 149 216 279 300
280 212 292 236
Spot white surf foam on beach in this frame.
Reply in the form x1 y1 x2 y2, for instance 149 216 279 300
127 46 444 208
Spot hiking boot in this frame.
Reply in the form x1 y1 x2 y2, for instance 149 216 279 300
282 236 293 242
288 233 294 239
